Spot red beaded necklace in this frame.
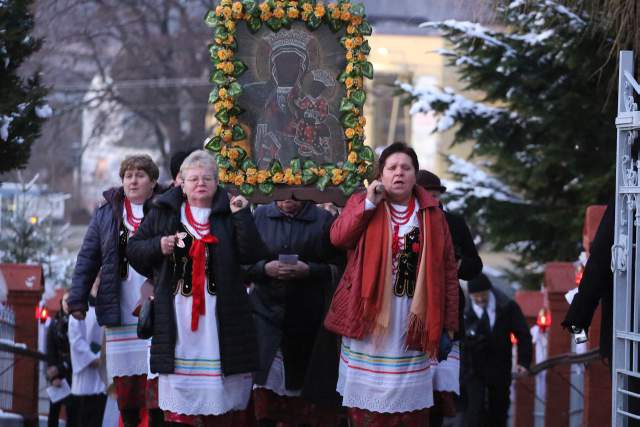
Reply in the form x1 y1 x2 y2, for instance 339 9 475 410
388 197 416 258
185 200 210 238
123 197 142 233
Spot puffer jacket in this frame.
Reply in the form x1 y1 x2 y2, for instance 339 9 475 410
68 187 124 326
126 186 268 375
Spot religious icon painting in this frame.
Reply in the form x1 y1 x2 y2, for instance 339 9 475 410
204 0 374 204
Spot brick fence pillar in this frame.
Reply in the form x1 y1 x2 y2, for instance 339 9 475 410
513 290 544 427
543 262 575 427
0 264 43 427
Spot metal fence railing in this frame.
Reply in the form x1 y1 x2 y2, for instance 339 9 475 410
0 305 16 411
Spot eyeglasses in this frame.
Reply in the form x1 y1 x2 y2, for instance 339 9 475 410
184 175 215 184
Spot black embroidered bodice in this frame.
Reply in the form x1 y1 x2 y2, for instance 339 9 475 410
393 227 420 298
171 224 216 296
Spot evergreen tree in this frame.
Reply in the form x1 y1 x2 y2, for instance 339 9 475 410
0 0 50 173
402 1 617 287
0 175 73 290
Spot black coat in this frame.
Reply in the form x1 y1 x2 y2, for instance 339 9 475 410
244 202 339 390
445 211 483 281
444 210 483 339
562 201 614 359
46 311 72 383
463 288 532 388
126 187 268 375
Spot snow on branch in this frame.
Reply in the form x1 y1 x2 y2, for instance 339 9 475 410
399 81 511 132
420 20 515 55
443 155 523 211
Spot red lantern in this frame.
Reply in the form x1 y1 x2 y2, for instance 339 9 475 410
536 308 551 332
36 305 49 324
575 265 584 285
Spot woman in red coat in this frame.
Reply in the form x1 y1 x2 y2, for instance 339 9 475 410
324 142 459 426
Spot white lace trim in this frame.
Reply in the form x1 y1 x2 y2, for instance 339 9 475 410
253 350 302 397
158 373 252 416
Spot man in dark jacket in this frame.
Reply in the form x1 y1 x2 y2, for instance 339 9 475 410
46 293 78 427
244 199 342 425
416 170 483 282
463 274 532 427
417 170 483 424
562 200 614 360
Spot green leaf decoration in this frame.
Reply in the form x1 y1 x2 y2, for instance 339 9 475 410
306 14 321 30
259 182 275 195
208 88 219 103
269 159 283 175
267 17 283 31
242 158 257 170
350 89 366 107
228 82 242 98
359 40 371 54
351 3 365 16
360 146 374 162
338 71 348 83
208 43 218 59
290 158 301 174
215 110 230 124
239 183 255 196
350 136 364 149
362 61 374 79
343 161 356 172
328 19 343 32
204 136 222 152
248 16 262 32
339 97 355 112
365 164 374 179
339 182 357 196
215 26 228 40
229 106 244 116
321 164 335 176
346 172 360 187
341 112 358 128
233 60 247 77
210 70 227 85
302 169 318 185
281 18 291 30
232 125 246 141
204 10 218 27
242 0 257 15
303 159 317 170
216 154 231 169
358 21 372 36
316 174 330 191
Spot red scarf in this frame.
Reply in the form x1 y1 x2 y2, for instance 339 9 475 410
185 201 218 331
360 198 444 355
124 197 142 233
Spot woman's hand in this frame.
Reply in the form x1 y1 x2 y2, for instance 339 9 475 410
366 179 386 206
230 195 249 213
160 235 176 255
279 261 310 280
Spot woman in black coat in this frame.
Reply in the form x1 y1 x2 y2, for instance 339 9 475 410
245 199 341 426
126 150 267 425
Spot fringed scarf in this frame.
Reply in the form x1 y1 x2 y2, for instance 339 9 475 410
360 200 444 355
